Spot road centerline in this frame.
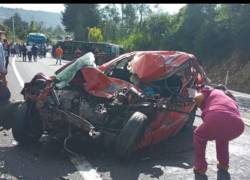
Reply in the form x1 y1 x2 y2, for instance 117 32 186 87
11 56 25 88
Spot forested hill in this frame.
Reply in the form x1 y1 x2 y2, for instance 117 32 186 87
0 7 62 28
204 52 250 93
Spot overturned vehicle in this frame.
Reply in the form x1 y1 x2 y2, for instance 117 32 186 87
1 51 210 158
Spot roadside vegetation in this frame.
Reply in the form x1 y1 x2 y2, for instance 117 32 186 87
62 4 250 93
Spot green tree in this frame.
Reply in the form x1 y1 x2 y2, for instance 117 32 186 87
172 4 208 51
227 4 250 51
100 4 121 41
88 27 103 42
135 4 152 28
119 32 150 51
0 23 6 31
192 5 234 63
62 4 100 41
53 25 65 36
139 13 173 50
29 20 38 32
37 21 45 32
3 13 29 40
121 4 138 36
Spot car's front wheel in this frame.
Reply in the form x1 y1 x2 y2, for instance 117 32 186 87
115 111 148 159
12 101 43 145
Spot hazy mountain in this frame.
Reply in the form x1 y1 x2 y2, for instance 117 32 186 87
0 7 62 28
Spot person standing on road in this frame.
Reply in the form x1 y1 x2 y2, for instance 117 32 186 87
10 43 15 57
22 43 27 62
0 37 7 86
190 85 245 175
26 43 32 62
51 45 56 58
55 46 63 65
18 43 22 57
14 43 19 57
31 44 38 62
43 44 47 58
3 39 10 70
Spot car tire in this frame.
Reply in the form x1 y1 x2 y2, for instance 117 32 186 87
12 102 43 145
182 106 197 131
115 111 148 159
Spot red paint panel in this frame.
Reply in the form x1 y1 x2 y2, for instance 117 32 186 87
139 103 195 148
81 68 132 98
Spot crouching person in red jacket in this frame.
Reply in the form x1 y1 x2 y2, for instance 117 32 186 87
189 85 245 174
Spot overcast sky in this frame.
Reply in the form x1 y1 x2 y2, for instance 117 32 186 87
0 4 186 14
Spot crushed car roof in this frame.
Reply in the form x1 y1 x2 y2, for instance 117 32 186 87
101 51 196 82
129 51 196 81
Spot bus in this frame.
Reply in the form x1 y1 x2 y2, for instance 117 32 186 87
27 33 47 44
52 40 126 65
27 33 47 57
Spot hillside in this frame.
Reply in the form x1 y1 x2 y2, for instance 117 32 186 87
204 51 250 93
0 7 62 28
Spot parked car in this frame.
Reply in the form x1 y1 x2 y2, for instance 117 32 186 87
1 51 210 158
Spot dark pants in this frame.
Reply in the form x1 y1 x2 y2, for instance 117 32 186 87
28 52 32 62
5 56 9 70
33 54 37 62
23 53 27 61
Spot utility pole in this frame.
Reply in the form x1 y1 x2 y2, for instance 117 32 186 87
12 16 15 42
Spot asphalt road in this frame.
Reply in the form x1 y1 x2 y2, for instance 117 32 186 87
1 55 250 180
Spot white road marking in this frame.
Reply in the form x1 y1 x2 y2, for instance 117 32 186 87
11 56 24 88
11 56 102 180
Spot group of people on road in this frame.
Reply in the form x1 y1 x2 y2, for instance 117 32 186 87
24 43 38 62
0 37 51 94
8 42 22 57
0 38 45 63
22 43 48 62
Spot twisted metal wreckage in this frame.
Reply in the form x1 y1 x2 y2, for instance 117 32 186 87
0 51 209 158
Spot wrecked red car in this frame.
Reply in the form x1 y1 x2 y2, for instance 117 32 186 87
1 51 209 158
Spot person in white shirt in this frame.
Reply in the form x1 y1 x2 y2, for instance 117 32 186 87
26 43 32 62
